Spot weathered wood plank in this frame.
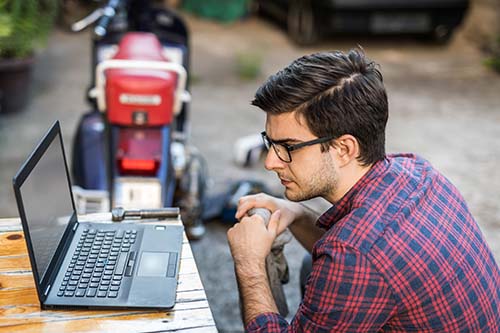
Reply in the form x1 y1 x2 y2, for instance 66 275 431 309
173 326 219 333
0 232 27 257
0 306 215 332
179 257 201 275
0 256 31 273
0 273 34 290
0 292 214 333
177 273 205 292
175 289 210 303
0 299 213 326
0 218 22 233
0 300 211 318
0 288 38 306
182 242 194 260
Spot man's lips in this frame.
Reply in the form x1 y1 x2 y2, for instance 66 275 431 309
279 177 293 186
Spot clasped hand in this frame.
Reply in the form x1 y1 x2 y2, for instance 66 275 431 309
227 209 281 268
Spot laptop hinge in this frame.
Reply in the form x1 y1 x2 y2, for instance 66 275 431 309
44 284 51 296
72 222 78 231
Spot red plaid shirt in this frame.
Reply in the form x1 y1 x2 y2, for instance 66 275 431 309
246 154 500 332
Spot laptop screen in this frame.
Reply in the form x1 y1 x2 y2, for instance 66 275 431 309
18 131 74 281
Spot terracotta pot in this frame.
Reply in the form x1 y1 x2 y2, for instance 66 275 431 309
0 56 35 114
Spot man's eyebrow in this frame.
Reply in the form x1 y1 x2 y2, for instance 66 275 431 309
268 136 301 144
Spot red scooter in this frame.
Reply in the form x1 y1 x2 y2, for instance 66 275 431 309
71 0 207 239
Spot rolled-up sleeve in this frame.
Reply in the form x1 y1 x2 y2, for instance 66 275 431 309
245 242 397 332
246 313 288 332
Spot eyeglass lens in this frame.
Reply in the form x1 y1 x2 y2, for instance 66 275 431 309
262 133 291 162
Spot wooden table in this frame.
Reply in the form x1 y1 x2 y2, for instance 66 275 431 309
0 214 217 333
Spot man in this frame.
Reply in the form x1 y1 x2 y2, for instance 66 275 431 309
227 49 500 332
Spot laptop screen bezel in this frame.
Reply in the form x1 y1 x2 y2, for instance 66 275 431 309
12 120 79 304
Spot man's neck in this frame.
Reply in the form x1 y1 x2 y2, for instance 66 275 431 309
326 162 374 204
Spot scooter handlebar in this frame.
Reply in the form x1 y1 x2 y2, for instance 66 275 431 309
71 8 105 32
94 0 121 38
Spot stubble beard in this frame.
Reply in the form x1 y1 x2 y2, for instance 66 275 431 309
283 153 338 202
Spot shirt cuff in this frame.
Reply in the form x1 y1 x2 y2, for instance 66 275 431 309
245 312 288 332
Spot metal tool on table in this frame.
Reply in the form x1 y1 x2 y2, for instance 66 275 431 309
248 208 293 316
112 207 180 222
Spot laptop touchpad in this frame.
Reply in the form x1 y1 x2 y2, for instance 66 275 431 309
137 252 170 277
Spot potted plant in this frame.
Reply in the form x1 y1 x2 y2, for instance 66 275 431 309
0 0 57 113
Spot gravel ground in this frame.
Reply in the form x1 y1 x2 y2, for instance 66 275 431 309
1 12 499 333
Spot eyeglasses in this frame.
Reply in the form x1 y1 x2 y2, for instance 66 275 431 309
261 131 335 163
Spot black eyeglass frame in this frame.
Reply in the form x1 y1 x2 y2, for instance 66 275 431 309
261 131 336 163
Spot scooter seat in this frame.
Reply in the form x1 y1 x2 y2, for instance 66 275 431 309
105 32 177 126
114 32 168 61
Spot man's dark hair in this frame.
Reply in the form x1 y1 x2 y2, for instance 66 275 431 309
252 49 388 166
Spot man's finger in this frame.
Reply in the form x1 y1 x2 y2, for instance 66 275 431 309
235 195 265 220
238 194 258 204
248 214 265 225
235 202 252 220
235 195 259 219
267 210 281 236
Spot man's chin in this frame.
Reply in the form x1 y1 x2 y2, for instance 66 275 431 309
284 187 321 202
284 188 310 202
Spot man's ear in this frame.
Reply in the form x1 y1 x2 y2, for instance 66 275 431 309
332 134 360 167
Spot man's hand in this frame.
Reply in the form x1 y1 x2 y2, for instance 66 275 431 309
236 193 326 253
227 210 281 269
236 193 303 236
227 210 282 324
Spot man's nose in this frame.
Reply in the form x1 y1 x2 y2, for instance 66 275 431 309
264 147 286 171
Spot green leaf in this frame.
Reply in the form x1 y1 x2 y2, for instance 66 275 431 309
0 0 58 59
0 14 13 37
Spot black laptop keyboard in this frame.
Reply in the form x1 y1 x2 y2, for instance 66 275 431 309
57 228 137 298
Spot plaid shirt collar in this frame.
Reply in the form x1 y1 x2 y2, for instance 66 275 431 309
317 156 391 230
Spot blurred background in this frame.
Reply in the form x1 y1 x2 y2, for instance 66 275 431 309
1 0 499 332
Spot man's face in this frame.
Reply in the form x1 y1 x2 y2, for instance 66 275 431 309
264 112 338 202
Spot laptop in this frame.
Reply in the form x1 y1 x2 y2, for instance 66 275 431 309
12 121 184 309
